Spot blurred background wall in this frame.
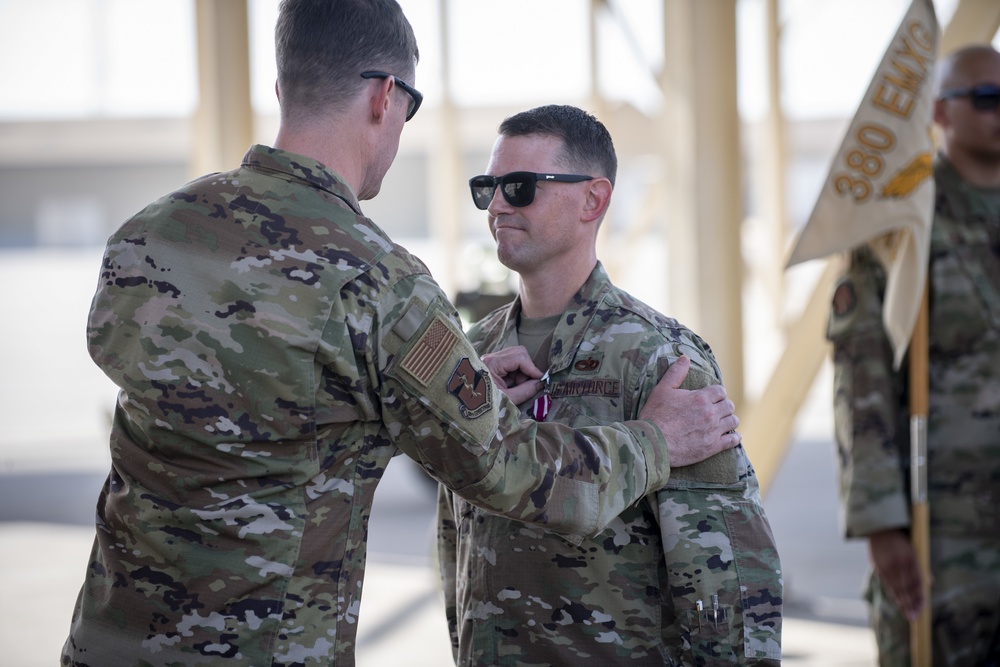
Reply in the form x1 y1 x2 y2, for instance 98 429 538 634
4 0 999 483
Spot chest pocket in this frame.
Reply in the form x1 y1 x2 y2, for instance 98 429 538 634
929 220 1000 354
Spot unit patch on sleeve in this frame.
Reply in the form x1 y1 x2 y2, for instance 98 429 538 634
447 357 493 419
832 281 857 317
399 313 460 386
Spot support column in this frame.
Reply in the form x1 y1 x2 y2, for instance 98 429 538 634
661 0 745 409
764 0 788 328
589 0 615 263
940 0 1000 55
192 0 253 178
428 0 463 298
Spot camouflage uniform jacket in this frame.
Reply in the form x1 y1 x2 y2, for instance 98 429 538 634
438 264 783 666
829 154 1000 538
62 146 674 667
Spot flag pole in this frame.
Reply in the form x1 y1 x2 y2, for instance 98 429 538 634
909 279 931 666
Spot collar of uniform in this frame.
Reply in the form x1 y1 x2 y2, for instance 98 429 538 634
241 144 364 216
934 151 1000 223
491 263 615 378
547 262 615 375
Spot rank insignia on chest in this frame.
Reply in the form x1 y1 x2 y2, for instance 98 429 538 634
447 357 493 418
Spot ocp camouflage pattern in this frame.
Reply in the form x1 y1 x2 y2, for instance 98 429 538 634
438 264 782 666
828 155 1000 665
62 145 675 667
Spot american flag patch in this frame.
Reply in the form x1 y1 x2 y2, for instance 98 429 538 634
399 315 459 386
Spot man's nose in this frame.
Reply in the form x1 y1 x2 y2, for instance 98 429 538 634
487 187 515 216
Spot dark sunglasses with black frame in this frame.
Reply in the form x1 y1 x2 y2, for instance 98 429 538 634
469 171 595 210
939 83 1000 112
360 71 423 121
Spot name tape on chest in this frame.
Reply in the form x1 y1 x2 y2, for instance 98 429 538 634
550 378 621 399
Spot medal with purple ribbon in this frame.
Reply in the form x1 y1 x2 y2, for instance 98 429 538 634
531 368 552 421
531 393 552 421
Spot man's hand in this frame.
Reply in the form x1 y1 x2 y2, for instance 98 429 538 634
868 528 925 621
637 355 740 467
481 346 544 405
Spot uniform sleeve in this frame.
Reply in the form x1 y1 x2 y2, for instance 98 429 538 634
434 311 485 658
373 273 670 538
643 341 784 663
827 248 910 538
435 484 460 659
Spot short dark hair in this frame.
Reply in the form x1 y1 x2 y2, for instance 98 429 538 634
497 105 617 186
275 0 419 121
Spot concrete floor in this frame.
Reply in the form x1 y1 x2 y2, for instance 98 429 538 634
0 445 877 667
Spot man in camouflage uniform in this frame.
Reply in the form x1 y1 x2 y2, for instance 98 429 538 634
60 3 744 666
829 45 1000 666
438 105 782 666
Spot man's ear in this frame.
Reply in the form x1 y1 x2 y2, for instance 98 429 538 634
581 178 613 223
368 76 394 123
932 97 948 128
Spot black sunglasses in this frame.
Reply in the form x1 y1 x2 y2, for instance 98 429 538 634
939 84 1000 112
469 172 594 210
360 71 423 121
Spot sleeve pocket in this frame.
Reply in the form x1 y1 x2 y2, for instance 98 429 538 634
659 489 782 665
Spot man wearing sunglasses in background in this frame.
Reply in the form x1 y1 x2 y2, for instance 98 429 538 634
61 2 744 665
829 44 1000 666
438 105 782 666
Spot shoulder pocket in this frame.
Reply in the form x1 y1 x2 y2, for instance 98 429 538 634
659 490 782 665
385 303 500 454
658 362 740 486
826 257 886 344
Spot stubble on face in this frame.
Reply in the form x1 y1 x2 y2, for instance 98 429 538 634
485 135 585 277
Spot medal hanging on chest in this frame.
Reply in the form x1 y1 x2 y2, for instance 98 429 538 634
531 393 552 421
532 369 552 421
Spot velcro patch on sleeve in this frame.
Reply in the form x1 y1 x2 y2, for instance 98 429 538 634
656 359 740 486
399 313 460 387
447 357 493 418
388 309 501 452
